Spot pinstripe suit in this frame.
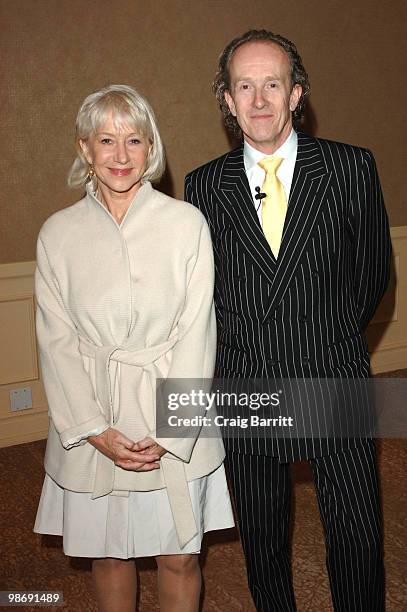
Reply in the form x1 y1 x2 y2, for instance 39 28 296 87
185 132 390 611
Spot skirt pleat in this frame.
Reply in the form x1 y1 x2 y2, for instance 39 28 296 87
34 465 234 558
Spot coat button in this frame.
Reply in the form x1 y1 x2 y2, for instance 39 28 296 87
302 356 309 365
299 315 307 322
266 359 279 366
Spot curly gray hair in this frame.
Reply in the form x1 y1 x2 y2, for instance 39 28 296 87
213 29 310 135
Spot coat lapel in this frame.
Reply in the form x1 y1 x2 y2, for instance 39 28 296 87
212 145 277 286
262 132 332 320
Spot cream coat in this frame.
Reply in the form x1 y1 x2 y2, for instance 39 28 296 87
35 182 225 547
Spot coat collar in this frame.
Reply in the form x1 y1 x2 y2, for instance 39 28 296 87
86 180 154 227
213 132 332 315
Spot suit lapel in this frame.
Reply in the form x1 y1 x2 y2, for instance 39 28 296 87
211 134 332 316
262 132 332 320
212 145 277 286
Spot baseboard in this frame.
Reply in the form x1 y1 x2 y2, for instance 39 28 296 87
0 408 49 448
370 341 407 374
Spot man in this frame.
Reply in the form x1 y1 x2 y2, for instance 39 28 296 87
185 30 391 611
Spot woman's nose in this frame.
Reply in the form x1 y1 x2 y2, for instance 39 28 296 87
115 142 130 164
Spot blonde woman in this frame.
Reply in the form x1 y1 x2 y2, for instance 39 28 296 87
34 84 233 612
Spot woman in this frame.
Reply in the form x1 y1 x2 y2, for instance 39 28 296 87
34 84 234 612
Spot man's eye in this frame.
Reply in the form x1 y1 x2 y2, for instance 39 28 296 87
266 82 277 89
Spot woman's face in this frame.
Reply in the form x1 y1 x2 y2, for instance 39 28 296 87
80 112 151 198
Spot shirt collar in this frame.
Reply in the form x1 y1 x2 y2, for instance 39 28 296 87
244 128 298 173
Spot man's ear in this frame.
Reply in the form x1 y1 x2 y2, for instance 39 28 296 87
289 84 302 112
79 139 92 164
224 90 237 117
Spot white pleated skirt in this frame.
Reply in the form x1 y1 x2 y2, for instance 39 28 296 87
34 465 234 559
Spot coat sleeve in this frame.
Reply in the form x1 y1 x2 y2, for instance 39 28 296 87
185 172 225 334
35 235 110 448
349 150 391 331
152 217 217 461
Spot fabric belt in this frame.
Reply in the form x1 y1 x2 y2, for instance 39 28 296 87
78 335 198 549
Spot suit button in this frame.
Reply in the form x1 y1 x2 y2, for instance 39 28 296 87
267 359 279 366
299 315 308 322
264 315 276 324
312 270 319 277
234 275 246 282
302 356 309 365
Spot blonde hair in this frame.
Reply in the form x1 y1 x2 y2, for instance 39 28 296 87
68 84 165 188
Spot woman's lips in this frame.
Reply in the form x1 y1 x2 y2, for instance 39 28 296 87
109 168 132 176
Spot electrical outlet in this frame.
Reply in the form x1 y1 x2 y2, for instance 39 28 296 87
10 387 33 412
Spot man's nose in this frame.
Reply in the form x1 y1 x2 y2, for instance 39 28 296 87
253 87 267 108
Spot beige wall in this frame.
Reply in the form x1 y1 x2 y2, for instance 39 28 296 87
1 0 407 263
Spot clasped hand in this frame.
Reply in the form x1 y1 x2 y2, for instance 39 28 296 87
88 428 166 471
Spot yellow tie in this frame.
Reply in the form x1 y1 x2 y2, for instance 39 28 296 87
258 156 287 257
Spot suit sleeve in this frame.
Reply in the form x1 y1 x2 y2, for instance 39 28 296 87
35 236 110 447
185 172 225 334
152 217 217 461
350 150 391 330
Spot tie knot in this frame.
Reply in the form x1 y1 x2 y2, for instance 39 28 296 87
258 156 283 175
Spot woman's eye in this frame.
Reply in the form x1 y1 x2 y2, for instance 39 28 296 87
100 138 112 144
129 138 141 145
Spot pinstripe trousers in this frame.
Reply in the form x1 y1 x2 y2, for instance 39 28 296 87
225 440 385 612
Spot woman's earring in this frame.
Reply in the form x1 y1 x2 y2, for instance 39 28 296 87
86 165 95 183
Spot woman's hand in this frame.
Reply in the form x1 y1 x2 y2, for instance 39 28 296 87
133 436 167 459
88 428 161 471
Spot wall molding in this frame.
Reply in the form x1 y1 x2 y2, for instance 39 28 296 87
0 409 49 448
367 226 407 374
0 260 36 280
0 261 47 448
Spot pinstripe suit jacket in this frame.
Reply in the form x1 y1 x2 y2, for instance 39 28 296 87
185 132 391 460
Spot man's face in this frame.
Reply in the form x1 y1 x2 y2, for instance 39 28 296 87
224 41 302 154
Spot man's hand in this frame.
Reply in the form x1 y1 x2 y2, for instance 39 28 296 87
88 428 161 472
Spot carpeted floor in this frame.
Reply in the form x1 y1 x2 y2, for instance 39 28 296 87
1 378 406 611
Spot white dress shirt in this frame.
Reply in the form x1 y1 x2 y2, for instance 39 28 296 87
244 129 298 226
